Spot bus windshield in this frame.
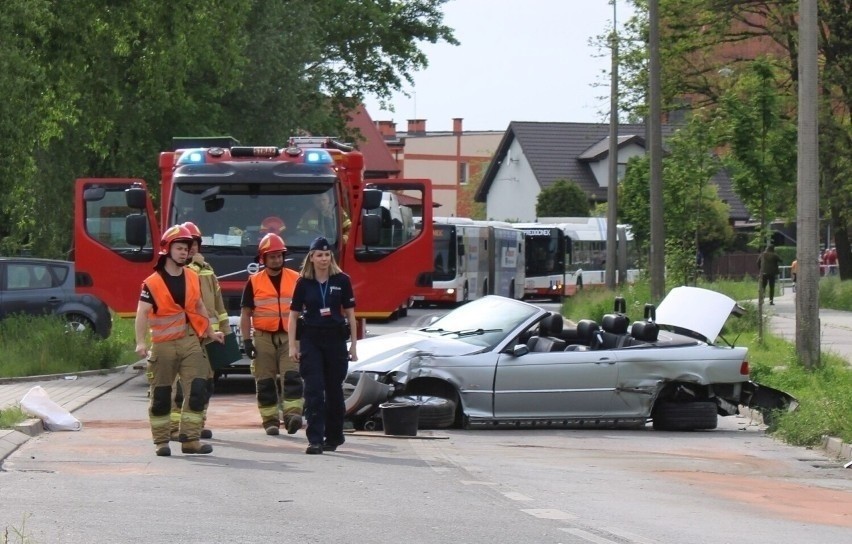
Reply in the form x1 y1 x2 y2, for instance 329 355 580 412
171 183 342 252
432 224 457 281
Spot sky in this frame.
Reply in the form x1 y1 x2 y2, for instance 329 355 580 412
362 0 637 132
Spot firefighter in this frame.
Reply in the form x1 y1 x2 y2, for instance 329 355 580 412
168 222 229 442
135 224 224 456
240 233 304 436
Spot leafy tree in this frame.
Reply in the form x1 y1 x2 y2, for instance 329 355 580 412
622 0 852 280
535 179 590 218
619 110 733 282
0 0 457 257
717 59 797 250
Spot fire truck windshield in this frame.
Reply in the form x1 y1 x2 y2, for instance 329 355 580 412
171 184 342 251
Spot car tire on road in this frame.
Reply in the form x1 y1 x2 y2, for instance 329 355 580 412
652 401 718 431
390 395 457 429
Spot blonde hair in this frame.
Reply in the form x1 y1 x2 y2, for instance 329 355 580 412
299 250 343 279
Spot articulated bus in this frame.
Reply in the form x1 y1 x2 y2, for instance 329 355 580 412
513 223 566 301
540 217 640 295
414 218 525 305
413 217 489 306
472 220 525 300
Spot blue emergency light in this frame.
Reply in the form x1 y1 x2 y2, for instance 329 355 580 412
177 150 206 165
304 149 333 164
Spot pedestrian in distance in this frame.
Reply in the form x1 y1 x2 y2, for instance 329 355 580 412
135 224 224 457
240 233 305 436
757 244 783 305
167 222 229 442
288 236 358 455
791 258 798 293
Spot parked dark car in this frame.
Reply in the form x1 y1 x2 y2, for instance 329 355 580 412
0 257 112 338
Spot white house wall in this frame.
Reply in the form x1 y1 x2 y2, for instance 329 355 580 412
587 142 645 187
486 140 539 222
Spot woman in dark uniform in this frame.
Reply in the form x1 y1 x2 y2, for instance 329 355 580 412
288 237 358 454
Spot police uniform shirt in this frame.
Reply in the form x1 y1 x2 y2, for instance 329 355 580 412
290 273 354 328
139 269 187 313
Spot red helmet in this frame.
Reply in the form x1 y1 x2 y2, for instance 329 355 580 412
181 221 202 240
260 216 286 234
159 224 194 255
256 233 287 262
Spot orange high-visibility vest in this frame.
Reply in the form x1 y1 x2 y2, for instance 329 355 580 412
249 268 299 332
144 269 209 343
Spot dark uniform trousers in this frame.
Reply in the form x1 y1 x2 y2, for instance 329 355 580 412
299 326 349 446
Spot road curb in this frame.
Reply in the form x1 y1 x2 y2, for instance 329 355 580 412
13 418 44 437
0 364 133 385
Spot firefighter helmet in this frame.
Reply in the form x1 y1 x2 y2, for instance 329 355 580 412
181 221 203 240
260 216 286 234
256 233 287 263
159 224 194 255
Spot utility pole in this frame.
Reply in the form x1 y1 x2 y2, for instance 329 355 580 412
648 0 665 300
606 0 619 289
796 0 820 369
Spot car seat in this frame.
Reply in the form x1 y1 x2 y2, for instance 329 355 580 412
597 313 630 349
526 313 567 352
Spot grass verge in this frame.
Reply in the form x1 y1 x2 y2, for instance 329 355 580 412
0 404 28 430
0 314 137 379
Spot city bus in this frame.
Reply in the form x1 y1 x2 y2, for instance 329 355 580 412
412 217 489 306
540 217 639 295
513 223 566 301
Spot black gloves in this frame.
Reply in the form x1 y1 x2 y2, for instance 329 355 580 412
243 339 257 359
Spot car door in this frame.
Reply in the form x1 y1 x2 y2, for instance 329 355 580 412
0 262 64 319
492 349 619 419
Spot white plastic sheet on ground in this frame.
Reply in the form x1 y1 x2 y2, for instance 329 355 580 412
20 386 83 431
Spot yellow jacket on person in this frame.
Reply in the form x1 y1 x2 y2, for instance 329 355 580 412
188 253 229 332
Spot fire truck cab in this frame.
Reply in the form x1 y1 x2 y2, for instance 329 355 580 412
74 136 433 335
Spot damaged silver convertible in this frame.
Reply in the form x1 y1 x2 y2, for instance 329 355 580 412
344 287 797 431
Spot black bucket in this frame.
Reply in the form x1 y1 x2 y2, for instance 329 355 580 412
380 402 420 436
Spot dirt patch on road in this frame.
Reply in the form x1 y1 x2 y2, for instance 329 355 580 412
661 470 852 528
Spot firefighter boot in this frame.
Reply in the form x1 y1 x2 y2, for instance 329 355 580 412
155 443 171 457
284 414 303 435
181 440 213 455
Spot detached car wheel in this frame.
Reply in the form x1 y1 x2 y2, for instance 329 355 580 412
652 401 718 431
391 395 457 429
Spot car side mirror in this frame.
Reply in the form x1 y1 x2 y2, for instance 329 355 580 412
512 344 529 357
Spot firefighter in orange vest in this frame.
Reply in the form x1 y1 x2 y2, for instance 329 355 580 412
135 224 224 457
240 233 304 435
168 221 229 442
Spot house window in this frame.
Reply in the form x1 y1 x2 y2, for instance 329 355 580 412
459 162 469 185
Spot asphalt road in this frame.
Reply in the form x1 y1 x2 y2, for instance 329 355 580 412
1 300 850 543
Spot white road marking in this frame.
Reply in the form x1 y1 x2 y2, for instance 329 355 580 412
460 480 498 486
521 508 577 520
502 491 534 501
559 528 618 543
601 527 660 544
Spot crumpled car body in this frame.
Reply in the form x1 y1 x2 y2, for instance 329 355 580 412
345 288 797 431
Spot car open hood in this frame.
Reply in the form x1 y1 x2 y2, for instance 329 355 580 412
351 331 484 373
655 286 742 344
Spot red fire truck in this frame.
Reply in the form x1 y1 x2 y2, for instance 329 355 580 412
73 136 433 330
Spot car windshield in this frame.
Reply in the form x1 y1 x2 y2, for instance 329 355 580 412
421 296 539 349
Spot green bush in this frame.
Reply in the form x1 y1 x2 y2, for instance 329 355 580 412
0 314 134 378
819 276 852 311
